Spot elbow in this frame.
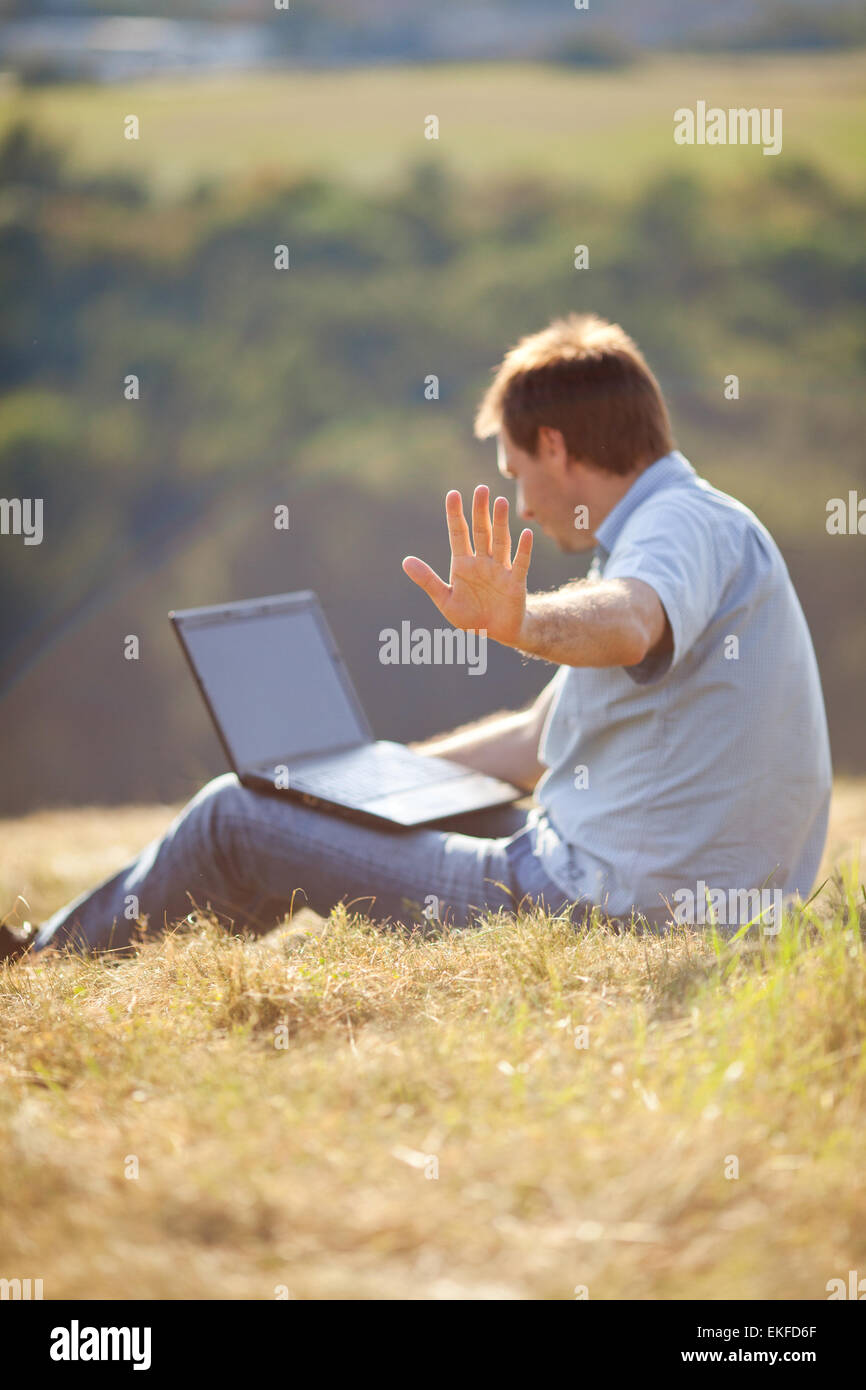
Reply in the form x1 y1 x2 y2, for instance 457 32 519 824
620 620 653 667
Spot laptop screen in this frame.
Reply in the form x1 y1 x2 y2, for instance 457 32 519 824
177 601 368 771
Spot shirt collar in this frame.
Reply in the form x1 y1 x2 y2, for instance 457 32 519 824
593 450 696 560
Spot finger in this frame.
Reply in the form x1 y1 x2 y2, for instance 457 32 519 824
445 490 472 559
491 495 511 565
402 556 453 612
472 484 493 557
511 528 533 583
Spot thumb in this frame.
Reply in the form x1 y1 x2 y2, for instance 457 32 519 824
402 556 452 612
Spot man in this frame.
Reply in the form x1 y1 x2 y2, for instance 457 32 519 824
7 313 831 959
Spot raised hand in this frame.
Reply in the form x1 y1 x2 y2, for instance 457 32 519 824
402 485 533 648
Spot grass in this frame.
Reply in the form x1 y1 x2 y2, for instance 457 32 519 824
0 785 864 1299
1 52 865 197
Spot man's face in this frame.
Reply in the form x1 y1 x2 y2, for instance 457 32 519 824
495 426 600 554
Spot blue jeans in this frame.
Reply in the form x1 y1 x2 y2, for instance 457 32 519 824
34 774 575 954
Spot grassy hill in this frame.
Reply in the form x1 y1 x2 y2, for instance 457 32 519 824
0 784 863 1299
1 53 864 197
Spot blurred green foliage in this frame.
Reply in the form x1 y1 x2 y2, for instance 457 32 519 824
0 120 863 808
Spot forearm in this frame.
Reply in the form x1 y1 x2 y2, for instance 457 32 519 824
515 578 655 668
411 706 544 792
404 489 663 671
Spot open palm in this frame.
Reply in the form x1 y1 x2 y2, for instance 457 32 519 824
402 486 533 648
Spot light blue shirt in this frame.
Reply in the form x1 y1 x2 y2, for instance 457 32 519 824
531 450 832 923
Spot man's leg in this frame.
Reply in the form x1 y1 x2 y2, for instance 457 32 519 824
34 775 563 955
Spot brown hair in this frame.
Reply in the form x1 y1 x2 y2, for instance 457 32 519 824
474 313 674 476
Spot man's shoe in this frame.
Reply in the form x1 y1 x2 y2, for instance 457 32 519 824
0 921 37 964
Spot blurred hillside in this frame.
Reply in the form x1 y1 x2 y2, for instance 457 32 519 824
2 53 863 197
0 55 864 813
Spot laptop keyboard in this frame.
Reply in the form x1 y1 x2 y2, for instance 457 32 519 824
289 744 467 804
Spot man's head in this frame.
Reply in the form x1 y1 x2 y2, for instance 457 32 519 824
474 314 674 553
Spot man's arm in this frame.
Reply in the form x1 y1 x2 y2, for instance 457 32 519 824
409 675 559 792
402 486 670 668
518 575 671 668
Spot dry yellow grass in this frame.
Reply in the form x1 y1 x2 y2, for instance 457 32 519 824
0 784 864 1300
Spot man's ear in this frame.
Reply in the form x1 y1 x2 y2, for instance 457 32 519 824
537 425 570 472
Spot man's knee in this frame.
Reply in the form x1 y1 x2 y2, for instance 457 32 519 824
192 771 245 809
173 773 255 845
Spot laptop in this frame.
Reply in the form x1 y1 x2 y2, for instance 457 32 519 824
169 590 521 828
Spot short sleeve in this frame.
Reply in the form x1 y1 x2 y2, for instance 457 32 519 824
601 497 732 685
